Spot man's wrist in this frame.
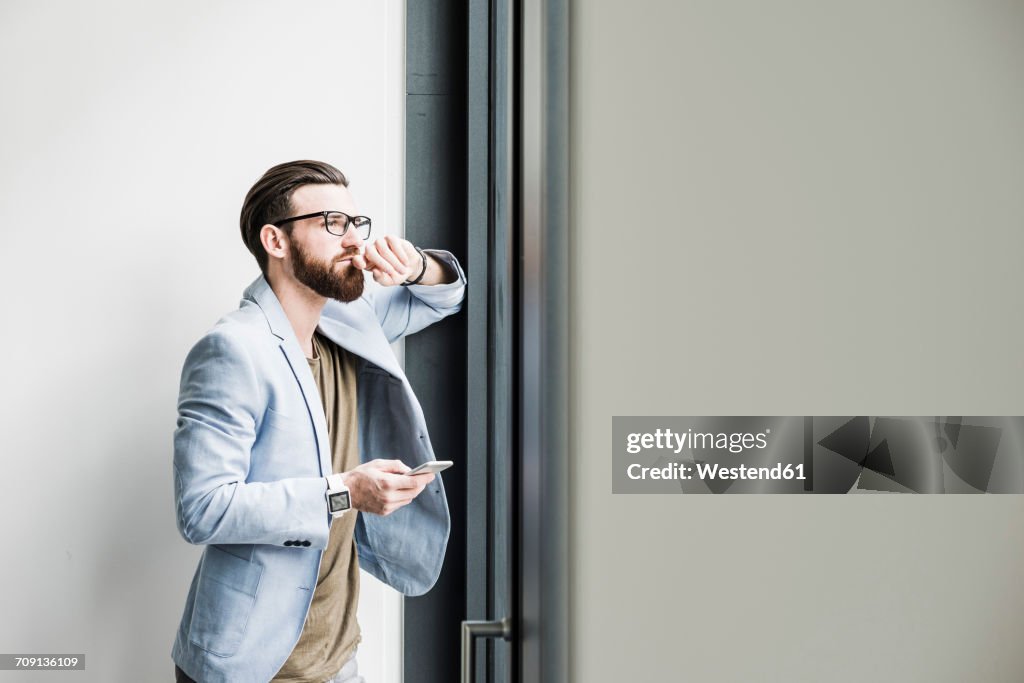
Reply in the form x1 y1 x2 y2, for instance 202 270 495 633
413 249 459 286
325 473 352 517
400 247 429 286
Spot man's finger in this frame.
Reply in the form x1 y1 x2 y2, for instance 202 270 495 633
374 239 408 278
401 241 421 266
384 473 421 491
374 459 411 474
362 243 382 267
384 235 412 268
408 471 436 485
366 243 401 279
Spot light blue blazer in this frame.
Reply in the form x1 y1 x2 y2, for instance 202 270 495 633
171 252 465 683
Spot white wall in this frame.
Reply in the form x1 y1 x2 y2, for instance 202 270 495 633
0 2 405 681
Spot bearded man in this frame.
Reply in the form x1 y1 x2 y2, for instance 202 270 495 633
170 160 465 683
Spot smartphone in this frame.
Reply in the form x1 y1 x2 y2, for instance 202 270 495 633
407 460 454 476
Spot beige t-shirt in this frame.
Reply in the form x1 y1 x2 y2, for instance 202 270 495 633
273 332 362 682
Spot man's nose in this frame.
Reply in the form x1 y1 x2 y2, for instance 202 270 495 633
341 225 364 249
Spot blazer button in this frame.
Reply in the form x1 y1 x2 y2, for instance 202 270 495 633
284 540 294 546
301 541 311 547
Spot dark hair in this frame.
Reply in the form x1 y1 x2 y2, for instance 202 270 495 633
239 160 349 274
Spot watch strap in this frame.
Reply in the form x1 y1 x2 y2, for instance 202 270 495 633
326 473 347 491
400 247 428 286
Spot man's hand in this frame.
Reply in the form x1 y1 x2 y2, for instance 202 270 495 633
341 459 436 516
352 235 424 287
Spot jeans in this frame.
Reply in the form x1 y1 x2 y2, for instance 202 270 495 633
174 649 363 683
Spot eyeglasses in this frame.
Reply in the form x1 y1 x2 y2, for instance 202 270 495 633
273 211 372 239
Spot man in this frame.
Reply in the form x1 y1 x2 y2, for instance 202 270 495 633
171 160 465 682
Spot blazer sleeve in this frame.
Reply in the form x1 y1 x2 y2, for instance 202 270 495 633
172 330 331 548
369 249 467 344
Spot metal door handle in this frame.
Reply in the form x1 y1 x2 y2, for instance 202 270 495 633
461 618 512 683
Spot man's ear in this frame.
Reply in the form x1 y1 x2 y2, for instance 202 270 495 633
260 224 288 261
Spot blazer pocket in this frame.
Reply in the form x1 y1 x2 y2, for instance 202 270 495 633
188 545 263 657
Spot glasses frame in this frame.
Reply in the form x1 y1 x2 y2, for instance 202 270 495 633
273 210 372 239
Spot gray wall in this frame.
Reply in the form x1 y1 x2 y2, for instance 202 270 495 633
571 1 1024 681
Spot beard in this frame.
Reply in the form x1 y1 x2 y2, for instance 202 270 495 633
289 240 365 303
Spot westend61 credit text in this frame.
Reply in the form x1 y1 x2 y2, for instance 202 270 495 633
627 461 806 481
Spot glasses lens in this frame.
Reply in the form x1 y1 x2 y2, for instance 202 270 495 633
324 212 351 236
351 216 371 240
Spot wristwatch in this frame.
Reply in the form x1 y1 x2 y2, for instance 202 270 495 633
325 473 352 518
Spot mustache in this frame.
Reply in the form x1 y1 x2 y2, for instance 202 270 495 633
335 248 361 262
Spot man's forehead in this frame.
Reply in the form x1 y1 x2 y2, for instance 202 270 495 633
290 183 357 213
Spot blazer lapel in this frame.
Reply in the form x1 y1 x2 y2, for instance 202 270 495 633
319 297 405 379
243 276 332 479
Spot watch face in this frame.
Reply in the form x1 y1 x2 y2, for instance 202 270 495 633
329 490 351 513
